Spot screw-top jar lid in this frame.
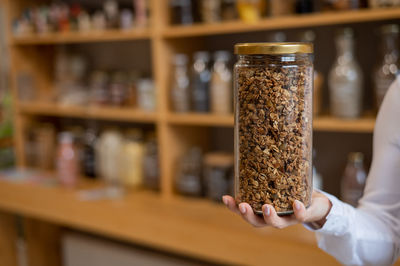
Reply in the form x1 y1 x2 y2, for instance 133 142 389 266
234 42 313 55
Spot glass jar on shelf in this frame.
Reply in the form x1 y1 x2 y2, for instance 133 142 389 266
341 152 367 207
234 42 313 215
237 0 265 23
170 0 194 25
89 71 109 106
175 147 203 197
137 78 156 111
222 0 238 20
96 129 124 192
143 132 160 190
374 24 399 109
269 0 295 16
201 0 222 23
56 132 79 188
329 28 363 118
82 124 98 178
210 50 232 114
121 129 144 188
109 71 128 107
204 152 234 201
191 51 211 112
171 54 190 112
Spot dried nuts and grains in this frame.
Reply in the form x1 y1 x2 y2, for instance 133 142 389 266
234 43 313 215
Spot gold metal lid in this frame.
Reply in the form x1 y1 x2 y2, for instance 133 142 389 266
234 42 313 55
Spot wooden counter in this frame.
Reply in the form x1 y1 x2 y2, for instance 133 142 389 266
0 179 338 266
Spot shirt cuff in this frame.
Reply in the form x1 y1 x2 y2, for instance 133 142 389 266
304 191 350 236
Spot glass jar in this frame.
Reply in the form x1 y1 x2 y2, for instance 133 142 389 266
210 50 232 114
341 152 367 207
121 129 144 188
201 0 222 23
374 24 399 109
143 132 160 190
175 147 203 197
170 0 194 25
137 78 156 111
171 54 190 112
234 43 313 215
56 132 79 188
95 129 124 189
204 152 234 202
191 51 211 112
237 0 265 23
329 28 363 118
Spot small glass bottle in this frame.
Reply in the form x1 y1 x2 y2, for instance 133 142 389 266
341 152 367 207
109 72 128 106
89 71 109 106
96 129 124 190
329 28 363 118
201 0 222 23
170 0 194 25
191 51 211 112
204 152 234 202
56 132 79 188
175 147 203 197
82 125 98 178
137 78 156 111
210 50 232 114
171 54 190 112
374 24 399 109
121 129 144 188
143 132 160 190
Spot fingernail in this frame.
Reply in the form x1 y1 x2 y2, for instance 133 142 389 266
264 206 270 217
222 196 228 206
239 204 246 214
294 200 302 210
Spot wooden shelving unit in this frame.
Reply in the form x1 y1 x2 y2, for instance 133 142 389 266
10 29 151 45
163 7 400 38
17 102 157 123
3 0 399 264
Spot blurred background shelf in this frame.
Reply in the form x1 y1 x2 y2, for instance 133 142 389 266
10 29 151 45
313 115 375 133
163 7 400 38
18 102 157 123
167 113 234 127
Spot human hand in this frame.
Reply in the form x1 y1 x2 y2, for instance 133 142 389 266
222 191 332 229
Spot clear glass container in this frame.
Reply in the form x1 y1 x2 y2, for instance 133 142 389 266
137 78 156 111
171 54 190 112
143 132 160 190
82 124 98 178
191 51 211 112
341 152 367 207
95 129 124 190
201 0 222 23
121 129 144 188
329 28 363 118
175 147 203 197
56 132 79 188
234 43 314 215
374 24 399 109
204 152 234 202
210 50 232 114
170 0 194 25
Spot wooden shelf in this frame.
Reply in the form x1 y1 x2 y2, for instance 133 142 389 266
313 115 375 133
163 8 400 38
18 102 157 123
166 112 375 132
0 178 337 265
11 29 151 45
167 112 234 127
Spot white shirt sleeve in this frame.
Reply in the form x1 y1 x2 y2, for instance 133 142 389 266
306 76 400 266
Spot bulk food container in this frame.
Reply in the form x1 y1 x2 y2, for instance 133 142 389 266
234 43 313 215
